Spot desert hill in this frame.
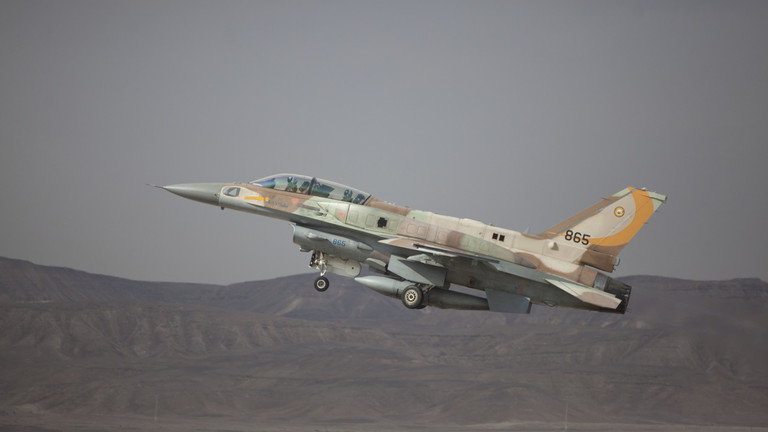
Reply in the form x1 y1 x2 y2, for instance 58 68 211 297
1 256 767 431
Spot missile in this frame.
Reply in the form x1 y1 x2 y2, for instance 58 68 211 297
355 276 490 311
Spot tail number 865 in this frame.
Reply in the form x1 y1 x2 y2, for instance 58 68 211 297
564 230 591 245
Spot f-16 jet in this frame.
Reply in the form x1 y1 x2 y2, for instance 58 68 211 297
158 174 665 314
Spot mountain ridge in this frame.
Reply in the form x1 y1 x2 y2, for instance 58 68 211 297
1 256 767 430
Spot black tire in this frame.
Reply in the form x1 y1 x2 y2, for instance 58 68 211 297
314 276 329 292
401 285 423 309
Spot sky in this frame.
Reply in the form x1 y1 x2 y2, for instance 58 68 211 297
1 0 766 285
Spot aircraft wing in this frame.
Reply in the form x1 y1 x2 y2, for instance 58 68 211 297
380 236 623 312
378 237 499 262
379 236 535 267
377 236 533 313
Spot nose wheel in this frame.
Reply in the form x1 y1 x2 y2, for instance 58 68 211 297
314 275 329 292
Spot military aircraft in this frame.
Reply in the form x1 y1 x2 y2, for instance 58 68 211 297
158 174 666 314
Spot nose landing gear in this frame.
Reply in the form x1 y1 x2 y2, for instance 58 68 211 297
309 251 329 292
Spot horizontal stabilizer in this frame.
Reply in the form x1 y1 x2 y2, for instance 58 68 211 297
546 278 621 310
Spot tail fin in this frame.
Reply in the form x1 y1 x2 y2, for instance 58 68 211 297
539 187 667 271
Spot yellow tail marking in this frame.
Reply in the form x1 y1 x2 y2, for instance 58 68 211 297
588 188 654 247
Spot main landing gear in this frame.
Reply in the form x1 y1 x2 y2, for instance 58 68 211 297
401 285 423 309
309 251 329 292
308 249 427 310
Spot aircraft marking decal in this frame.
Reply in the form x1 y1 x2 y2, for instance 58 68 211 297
372 250 389 261
588 189 653 247
563 230 591 245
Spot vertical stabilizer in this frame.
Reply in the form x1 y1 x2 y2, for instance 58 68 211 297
539 188 666 270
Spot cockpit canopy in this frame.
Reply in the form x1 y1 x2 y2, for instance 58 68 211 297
250 174 371 204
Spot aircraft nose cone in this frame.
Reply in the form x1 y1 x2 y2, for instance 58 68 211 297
162 183 224 206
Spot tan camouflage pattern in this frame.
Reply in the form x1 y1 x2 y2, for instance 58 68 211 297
166 175 666 312
220 178 665 288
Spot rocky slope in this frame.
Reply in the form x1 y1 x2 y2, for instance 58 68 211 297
1 257 766 430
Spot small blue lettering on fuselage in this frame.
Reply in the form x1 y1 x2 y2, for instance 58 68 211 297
271 198 289 208
332 239 347 247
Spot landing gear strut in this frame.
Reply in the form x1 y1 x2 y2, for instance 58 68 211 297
309 251 329 292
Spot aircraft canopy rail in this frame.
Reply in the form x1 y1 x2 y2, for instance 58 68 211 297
250 173 371 204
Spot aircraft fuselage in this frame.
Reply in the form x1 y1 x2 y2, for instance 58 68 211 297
160 174 666 314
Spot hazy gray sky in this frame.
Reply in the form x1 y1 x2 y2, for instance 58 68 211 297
2 1 766 285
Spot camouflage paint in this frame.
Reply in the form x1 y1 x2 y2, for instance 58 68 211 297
162 174 666 314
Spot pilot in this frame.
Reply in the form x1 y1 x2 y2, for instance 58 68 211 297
286 176 298 193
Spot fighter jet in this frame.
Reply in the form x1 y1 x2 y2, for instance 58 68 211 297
158 174 666 314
